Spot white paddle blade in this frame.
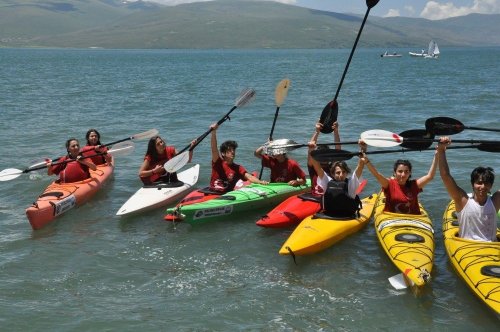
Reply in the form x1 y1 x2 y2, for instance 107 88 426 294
275 78 291 107
0 168 23 181
361 129 403 147
132 129 159 141
235 88 256 108
388 273 414 290
108 141 135 156
164 151 189 173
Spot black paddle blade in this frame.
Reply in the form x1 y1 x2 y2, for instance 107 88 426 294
478 143 500 153
319 100 338 134
425 117 464 135
311 148 355 162
367 0 380 9
399 129 435 150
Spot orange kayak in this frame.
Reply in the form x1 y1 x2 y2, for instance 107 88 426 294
26 161 114 230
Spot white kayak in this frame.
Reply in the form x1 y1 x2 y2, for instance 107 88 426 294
116 164 200 216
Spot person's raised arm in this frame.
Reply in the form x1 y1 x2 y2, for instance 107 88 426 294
436 137 468 210
210 123 220 163
332 121 341 151
359 143 389 189
353 140 368 179
416 150 438 189
307 122 322 167
254 145 265 160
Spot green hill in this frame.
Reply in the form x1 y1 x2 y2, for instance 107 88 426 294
1 0 499 48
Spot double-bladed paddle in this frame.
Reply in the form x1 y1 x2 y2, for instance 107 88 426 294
0 141 135 181
425 117 500 135
319 0 380 133
164 88 257 173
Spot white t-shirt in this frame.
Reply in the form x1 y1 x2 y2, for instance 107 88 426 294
457 196 498 242
317 171 362 198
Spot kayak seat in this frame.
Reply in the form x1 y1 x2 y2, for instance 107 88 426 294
312 212 354 220
395 233 425 243
481 265 500 278
298 193 321 203
39 191 64 198
198 187 223 195
144 180 184 189
215 195 236 201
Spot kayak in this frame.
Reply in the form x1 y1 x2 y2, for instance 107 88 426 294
373 192 434 288
279 193 378 256
165 180 311 224
116 164 200 216
256 193 321 228
26 161 114 230
163 171 258 221
442 200 500 315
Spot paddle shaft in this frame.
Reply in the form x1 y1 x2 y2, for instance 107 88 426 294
258 106 281 179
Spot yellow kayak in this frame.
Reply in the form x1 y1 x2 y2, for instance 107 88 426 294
443 200 500 315
373 193 434 287
279 194 378 256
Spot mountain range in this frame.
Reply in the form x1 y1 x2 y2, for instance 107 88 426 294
1 0 499 48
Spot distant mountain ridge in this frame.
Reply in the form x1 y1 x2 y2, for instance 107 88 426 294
1 0 499 48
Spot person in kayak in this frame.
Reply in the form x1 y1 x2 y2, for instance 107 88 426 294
437 137 499 242
254 143 306 187
80 128 111 165
309 136 366 218
209 123 268 193
46 138 97 183
138 135 194 185
308 121 342 197
360 145 437 215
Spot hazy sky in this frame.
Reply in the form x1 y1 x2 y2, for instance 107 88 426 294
148 0 500 20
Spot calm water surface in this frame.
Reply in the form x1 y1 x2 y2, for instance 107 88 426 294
0 47 499 330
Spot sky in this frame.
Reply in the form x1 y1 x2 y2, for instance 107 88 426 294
146 0 500 20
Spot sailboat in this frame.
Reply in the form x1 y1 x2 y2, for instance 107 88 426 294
409 40 440 58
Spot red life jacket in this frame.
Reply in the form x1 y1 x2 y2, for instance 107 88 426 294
52 156 91 183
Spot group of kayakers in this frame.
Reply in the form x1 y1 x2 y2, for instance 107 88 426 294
47 121 498 243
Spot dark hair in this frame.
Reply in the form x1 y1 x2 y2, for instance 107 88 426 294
470 167 495 186
330 161 351 175
65 138 79 156
145 136 164 162
85 129 101 145
393 159 413 187
220 140 238 154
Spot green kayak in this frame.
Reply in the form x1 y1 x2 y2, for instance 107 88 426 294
165 180 311 224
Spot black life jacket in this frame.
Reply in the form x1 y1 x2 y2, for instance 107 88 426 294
321 179 362 218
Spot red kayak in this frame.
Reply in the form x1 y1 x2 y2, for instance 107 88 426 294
164 187 221 221
256 193 321 228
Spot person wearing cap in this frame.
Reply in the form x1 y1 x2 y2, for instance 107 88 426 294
210 123 267 193
254 141 306 186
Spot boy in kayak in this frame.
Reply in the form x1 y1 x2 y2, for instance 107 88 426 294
437 137 499 242
254 144 306 187
81 128 112 165
209 123 267 193
47 138 97 183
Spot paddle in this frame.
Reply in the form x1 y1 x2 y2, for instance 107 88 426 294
0 141 135 182
102 128 159 147
311 144 500 163
425 117 500 135
164 88 257 173
258 79 291 179
319 0 380 134
361 129 500 150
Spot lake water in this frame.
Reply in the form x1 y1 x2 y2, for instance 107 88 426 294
0 47 499 330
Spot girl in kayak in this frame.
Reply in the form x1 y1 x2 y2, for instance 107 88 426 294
209 123 267 193
437 137 499 242
360 145 437 215
80 129 111 165
46 138 97 183
309 129 366 218
138 135 194 185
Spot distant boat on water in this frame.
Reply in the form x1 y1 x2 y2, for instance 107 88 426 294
409 40 440 58
380 51 402 58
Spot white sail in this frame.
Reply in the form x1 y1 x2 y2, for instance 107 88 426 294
424 40 439 58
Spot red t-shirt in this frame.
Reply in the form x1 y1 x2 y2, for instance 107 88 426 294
81 145 108 165
140 146 177 184
51 156 91 183
209 157 247 193
261 155 306 183
383 178 422 214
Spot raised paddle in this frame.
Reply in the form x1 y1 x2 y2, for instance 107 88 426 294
361 129 500 150
258 79 291 179
319 0 380 133
0 141 135 182
311 143 500 163
163 88 257 174
425 117 500 135
102 128 159 147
